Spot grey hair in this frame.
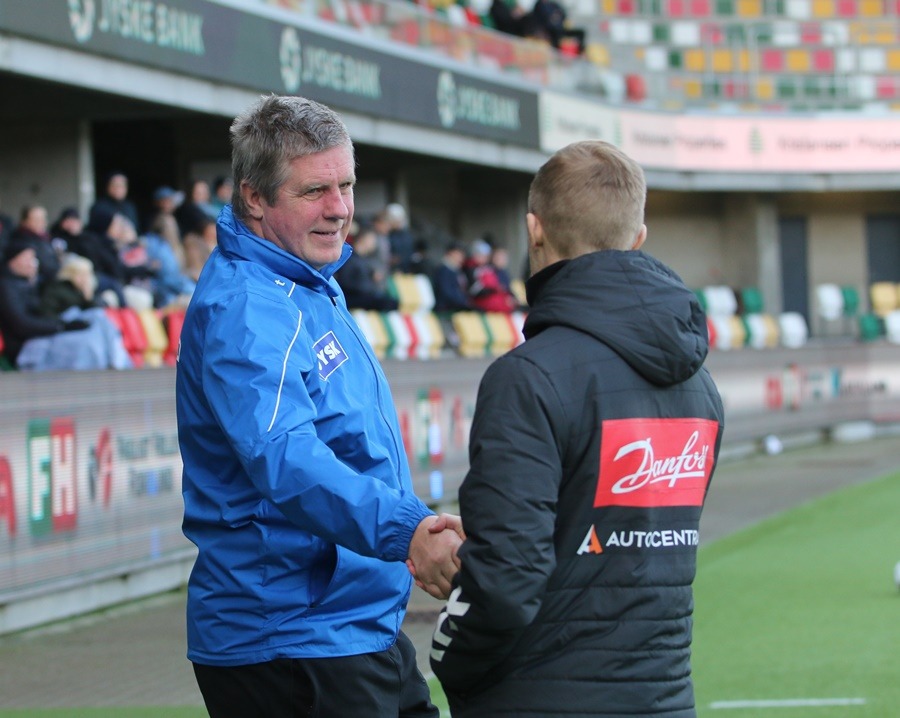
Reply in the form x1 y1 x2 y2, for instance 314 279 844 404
230 94 354 221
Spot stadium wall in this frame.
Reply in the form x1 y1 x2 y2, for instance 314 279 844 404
2 345 900 634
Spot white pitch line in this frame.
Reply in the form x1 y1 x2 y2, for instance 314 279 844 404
711 698 867 709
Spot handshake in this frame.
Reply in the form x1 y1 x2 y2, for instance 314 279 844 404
407 514 465 600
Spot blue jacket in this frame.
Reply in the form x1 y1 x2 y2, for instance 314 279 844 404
177 206 433 666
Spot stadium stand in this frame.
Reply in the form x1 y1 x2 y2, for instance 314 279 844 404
268 0 900 111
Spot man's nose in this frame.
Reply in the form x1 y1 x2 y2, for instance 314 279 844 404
324 188 350 219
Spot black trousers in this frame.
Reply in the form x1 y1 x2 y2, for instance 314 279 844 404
193 631 439 718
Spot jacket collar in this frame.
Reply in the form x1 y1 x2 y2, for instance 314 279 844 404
215 204 351 296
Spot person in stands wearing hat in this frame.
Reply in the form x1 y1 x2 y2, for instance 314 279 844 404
464 239 518 313
0 239 90 366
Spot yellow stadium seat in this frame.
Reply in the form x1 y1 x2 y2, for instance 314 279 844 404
727 315 747 349
424 312 446 358
451 311 489 358
870 282 898 317
736 0 762 15
510 279 527 307
684 49 705 72
351 309 386 359
786 49 810 73
136 309 168 368
484 313 516 356
712 49 733 73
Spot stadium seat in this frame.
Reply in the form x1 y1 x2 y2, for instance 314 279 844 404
727 315 748 348
136 309 169 368
858 313 885 342
451 311 490 357
384 311 412 359
162 309 185 366
483 312 516 355
744 314 768 349
739 286 764 314
414 275 436 312
510 279 527 307
106 307 148 368
869 281 898 317
778 312 809 348
702 285 738 317
351 309 388 359
841 285 860 317
709 316 734 350
815 282 844 336
884 310 900 344
0 329 12 370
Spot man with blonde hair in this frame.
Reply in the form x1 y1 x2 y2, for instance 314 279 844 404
431 140 725 717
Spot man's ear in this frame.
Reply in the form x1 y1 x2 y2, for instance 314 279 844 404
631 224 647 251
526 212 544 249
240 181 264 220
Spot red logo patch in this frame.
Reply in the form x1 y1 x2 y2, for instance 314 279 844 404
595 418 718 508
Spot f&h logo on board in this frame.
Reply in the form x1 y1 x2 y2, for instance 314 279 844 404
28 418 78 537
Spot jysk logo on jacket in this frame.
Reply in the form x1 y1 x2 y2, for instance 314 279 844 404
313 331 348 380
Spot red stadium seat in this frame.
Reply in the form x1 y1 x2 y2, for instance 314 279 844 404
105 307 148 368
163 309 186 366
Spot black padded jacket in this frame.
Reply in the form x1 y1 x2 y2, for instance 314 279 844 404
431 249 725 718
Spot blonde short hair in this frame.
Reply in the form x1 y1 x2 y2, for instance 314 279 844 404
528 140 646 256
58 253 98 293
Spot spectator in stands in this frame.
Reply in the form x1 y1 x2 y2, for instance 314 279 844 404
371 209 394 279
57 206 126 307
175 179 219 237
530 0 585 55
490 245 513 292
40 253 103 316
408 238 434 276
489 0 531 37
210 176 233 213
0 239 90 367
0 206 13 260
143 228 196 307
176 94 460 718
146 186 186 269
11 205 61 289
183 216 218 282
90 171 140 230
432 241 472 312
385 202 416 272
431 140 724 718
336 225 400 311
465 238 518 312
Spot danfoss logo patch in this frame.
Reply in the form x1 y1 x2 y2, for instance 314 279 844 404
595 418 718 508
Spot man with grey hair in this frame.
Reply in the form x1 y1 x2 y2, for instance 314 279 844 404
431 140 724 716
177 94 460 717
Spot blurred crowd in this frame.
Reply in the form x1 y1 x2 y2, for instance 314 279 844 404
0 171 523 371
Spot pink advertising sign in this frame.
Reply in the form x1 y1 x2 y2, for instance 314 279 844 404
619 110 900 173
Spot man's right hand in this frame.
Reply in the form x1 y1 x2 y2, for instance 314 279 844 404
407 515 464 600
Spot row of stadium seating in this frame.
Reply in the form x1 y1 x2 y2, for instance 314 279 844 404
698 282 900 347
352 309 527 359
6 281 900 369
